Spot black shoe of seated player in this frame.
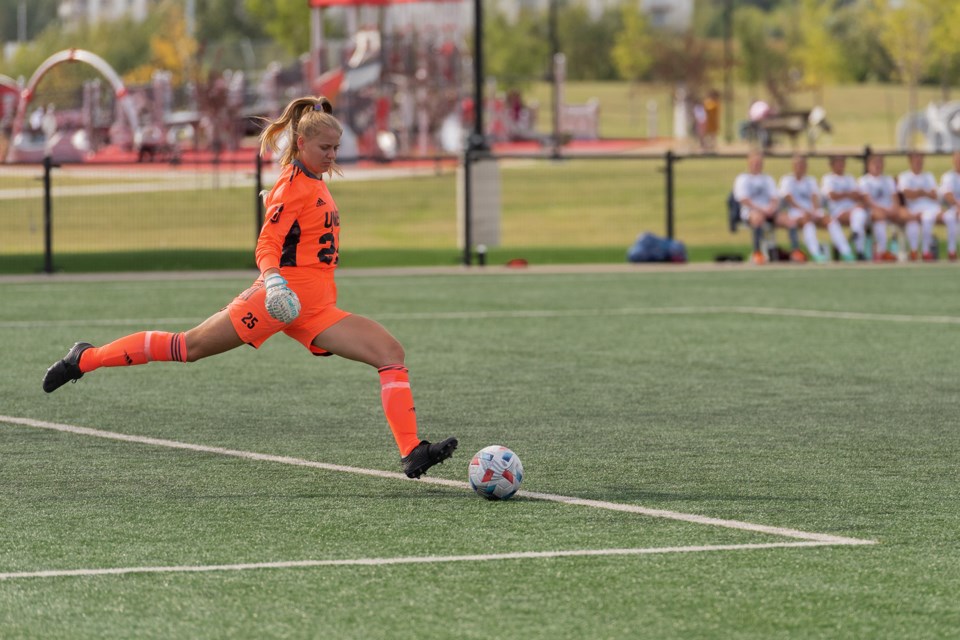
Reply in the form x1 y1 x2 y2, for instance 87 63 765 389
401 437 458 478
42 342 94 393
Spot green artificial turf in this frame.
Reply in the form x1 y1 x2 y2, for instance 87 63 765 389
2 265 959 638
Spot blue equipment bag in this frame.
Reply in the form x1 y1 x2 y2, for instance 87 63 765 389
627 232 687 263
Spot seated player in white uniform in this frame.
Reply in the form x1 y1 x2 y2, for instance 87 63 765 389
857 154 900 262
898 152 946 261
820 156 861 261
779 154 850 263
937 151 960 261
733 150 785 264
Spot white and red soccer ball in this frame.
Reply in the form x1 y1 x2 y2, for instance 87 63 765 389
469 445 523 500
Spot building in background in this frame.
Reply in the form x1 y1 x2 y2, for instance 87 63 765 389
57 0 152 27
499 0 692 29
640 0 693 32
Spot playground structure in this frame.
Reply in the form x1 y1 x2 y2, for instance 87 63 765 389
1 46 251 164
3 49 140 163
304 0 475 158
1 1 602 164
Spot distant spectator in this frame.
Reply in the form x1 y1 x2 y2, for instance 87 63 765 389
692 96 707 150
733 150 783 264
936 151 960 261
820 156 860 261
743 99 773 148
41 104 57 140
28 105 44 132
857 154 899 262
702 89 720 152
897 152 942 261
748 99 771 122
779 154 846 263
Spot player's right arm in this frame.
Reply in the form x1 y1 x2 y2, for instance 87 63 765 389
255 171 308 323
262 268 300 323
941 173 959 207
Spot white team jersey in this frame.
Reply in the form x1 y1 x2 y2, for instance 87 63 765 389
821 173 862 215
897 170 939 212
940 170 960 209
734 172 778 208
778 174 820 214
858 173 897 209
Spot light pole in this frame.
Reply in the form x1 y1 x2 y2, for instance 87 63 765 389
469 0 487 153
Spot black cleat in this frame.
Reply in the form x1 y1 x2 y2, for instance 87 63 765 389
401 437 458 478
42 342 94 393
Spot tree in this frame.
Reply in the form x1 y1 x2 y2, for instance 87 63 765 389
733 5 793 109
868 0 933 141
195 0 265 45
829 3 896 82
556 4 619 81
611 4 653 83
483 6 550 89
923 0 960 100
244 0 311 59
6 16 153 85
0 0 59 42
789 0 850 103
194 0 272 71
648 31 716 99
123 2 198 86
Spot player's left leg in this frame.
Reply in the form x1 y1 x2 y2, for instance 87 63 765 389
870 209 890 260
920 209 940 260
849 208 870 259
942 208 958 260
775 212 805 262
311 314 457 478
802 215 829 262
826 216 855 261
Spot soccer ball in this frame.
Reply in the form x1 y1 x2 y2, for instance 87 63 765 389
469 445 523 500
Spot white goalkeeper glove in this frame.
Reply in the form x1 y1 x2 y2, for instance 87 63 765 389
263 273 301 323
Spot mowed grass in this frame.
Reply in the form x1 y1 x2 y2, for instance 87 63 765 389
1 265 959 638
3 79 959 272
525 80 950 148
6 152 956 272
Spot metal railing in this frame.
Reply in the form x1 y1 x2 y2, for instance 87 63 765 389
6 144 955 273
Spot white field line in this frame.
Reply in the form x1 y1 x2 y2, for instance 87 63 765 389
0 317 201 329
380 306 960 325
0 165 443 202
0 415 875 549
2 305 960 330
0 541 844 582
0 181 244 201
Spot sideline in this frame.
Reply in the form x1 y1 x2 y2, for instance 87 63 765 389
0 414 877 548
0 260 940 284
0 415 876 581
2 305 959 330
0 541 845 581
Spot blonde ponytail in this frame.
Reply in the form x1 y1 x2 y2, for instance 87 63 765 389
259 96 342 174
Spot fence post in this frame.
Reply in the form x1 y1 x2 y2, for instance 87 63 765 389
462 148 473 266
664 150 675 240
42 155 55 274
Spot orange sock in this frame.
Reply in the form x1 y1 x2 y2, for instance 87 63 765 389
79 331 187 373
378 365 420 456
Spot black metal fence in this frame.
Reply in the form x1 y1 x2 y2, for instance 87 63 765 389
2 145 956 273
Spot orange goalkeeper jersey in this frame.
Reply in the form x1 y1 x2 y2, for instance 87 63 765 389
256 161 340 272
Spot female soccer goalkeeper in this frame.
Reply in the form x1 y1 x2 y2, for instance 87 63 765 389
41 95 457 479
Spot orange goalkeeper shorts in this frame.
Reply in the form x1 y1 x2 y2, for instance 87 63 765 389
226 267 350 355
